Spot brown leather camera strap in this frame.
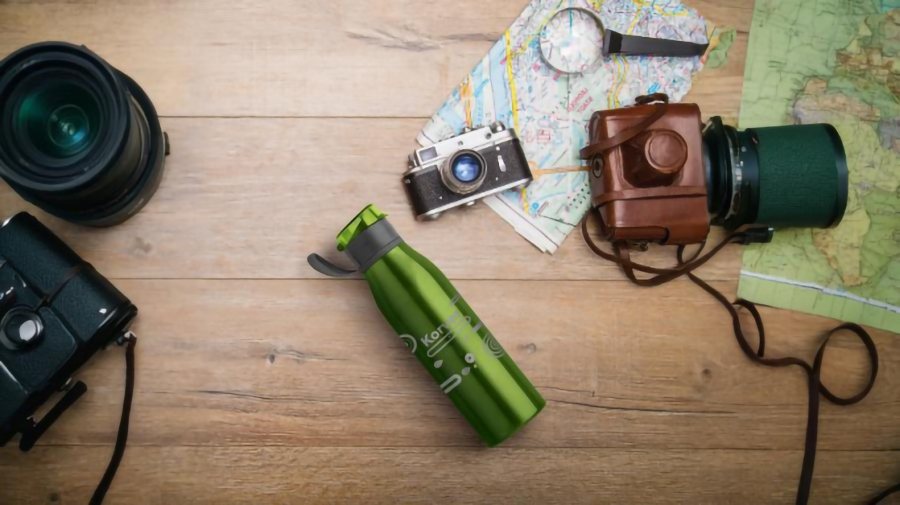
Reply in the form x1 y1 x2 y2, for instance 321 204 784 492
580 212 896 505
580 93 670 160
592 185 706 207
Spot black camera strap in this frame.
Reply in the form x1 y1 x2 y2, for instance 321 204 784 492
580 93 671 161
581 212 898 505
89 333 137 505
15 332 136 504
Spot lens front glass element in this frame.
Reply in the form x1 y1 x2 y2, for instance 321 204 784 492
15 79 102 160
0 43 168 226
451 153 483 183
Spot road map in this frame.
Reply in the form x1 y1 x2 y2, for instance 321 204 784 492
737 1 900 332
418 0 708 253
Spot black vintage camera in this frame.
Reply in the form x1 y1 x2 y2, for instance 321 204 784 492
0 212 137 448
403 122 532 220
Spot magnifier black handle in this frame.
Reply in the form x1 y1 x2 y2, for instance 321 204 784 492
603 29 708 57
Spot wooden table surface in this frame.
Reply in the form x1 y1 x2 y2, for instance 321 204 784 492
0 1 897 504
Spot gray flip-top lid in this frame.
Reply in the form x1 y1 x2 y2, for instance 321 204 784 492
307 218 402 277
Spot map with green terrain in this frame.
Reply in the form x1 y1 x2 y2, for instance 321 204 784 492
737 0 899 332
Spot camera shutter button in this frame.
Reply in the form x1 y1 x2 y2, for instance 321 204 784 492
628 129 687 186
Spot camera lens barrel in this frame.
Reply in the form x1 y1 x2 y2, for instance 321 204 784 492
440 150 487 195
703 117 848 230
0 42 168 226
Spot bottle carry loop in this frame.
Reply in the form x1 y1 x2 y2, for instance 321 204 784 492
581 210 896 505
307 254 358 277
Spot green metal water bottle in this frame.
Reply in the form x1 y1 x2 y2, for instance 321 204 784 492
309 204 545 446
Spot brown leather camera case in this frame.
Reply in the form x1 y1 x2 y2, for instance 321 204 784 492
582 97 710 244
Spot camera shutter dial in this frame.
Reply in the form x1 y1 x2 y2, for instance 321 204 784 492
0 307 44 349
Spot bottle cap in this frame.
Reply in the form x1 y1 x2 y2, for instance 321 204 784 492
308 204 401 277
336 204 386 251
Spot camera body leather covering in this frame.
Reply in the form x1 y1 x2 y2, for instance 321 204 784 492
0 212 136 447
582 96 710 244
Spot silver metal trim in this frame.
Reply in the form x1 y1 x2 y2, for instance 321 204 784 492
722 130 743 222
406 124 515 176
415 178 530 220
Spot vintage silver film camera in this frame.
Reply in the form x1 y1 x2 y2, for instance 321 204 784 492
404 122 532 220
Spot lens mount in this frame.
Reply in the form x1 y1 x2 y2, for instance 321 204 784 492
440 150 487 195
703 117 849 230
702 116 760 229
0 42 168 226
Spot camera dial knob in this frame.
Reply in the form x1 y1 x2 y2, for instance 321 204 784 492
0 307 44 350
625 129 687 187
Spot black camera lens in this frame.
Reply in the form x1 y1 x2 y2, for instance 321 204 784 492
0 42 168 226
440 150 487 195
703 116 848 230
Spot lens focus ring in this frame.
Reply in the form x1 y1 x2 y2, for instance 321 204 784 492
440 150 487 195
0 42 168 226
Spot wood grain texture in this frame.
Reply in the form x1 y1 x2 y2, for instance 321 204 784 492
2 447 898 505
0 0 896 504
26 279 900 451
0 117 744 281
0 0 749 119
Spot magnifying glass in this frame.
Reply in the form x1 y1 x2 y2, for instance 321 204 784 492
539 7 709 74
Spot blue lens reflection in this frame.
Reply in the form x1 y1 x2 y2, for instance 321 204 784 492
451 154 482 183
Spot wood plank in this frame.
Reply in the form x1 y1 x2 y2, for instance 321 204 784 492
1 1 895 504
0 117 744 280
0 0 541 118
0 0 751 118
6 279 895 451
1 446 896 505
0 0 757 280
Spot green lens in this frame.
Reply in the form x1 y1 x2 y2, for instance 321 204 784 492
704 118 848 230
15 80 101 159
751 124 848 228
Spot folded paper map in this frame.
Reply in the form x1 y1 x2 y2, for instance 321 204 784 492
737 1 899 332
418 0 708 252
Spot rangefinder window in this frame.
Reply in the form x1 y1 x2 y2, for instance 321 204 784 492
418 146 439 164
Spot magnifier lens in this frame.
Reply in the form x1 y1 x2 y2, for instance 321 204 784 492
539 8 604 74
